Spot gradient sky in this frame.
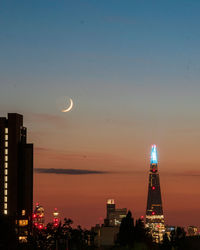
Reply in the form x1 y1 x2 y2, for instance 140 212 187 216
1 0 200 228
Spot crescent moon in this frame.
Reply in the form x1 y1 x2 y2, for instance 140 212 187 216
62 98 73 112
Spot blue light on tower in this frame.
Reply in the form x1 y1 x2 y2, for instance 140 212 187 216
151 144 158 164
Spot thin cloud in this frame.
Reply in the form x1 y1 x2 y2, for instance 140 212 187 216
34 168 112 175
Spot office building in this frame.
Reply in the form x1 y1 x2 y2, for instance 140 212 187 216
105 199 127 227
0 113 33 241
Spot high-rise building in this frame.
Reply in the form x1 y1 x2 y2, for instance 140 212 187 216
92 199 127 247
33 203 45 229
105 199 127 226
53 208 59 227
145 145 165 243
0 113 33 241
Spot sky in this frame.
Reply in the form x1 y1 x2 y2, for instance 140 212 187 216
1 0 200 228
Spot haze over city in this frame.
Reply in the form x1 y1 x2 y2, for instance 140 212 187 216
1 0 200 229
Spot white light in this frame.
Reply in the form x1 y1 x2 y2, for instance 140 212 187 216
4 210 7 215
107 199 115 204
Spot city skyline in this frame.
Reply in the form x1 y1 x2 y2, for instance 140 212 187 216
1 0 200 229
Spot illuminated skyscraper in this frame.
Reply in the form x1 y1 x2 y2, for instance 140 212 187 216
145 145 165 243
33 203 45 229
0 113 33 241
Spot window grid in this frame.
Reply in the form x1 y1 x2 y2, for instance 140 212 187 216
4 128 8 215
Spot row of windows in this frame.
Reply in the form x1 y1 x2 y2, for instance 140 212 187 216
4 128 8 215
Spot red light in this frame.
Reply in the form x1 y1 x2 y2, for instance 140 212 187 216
36 202 39 206
152 186 155 190
54 223 58 227
152 169 156 172
33 214 36 218
34 223 38 226
38 225 43 229
140 216 144 219
152 212 155 215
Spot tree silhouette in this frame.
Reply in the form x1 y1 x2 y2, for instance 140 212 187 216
117 210 134 247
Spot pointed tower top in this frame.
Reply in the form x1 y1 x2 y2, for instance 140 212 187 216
151 144 158 164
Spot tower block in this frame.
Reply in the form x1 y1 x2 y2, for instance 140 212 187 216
146 145 165 243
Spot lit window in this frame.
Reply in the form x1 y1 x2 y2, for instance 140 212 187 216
19 236 27 243
5 141 8 147
4 210 7 215
4 183 8 189
22 210 26 216
5 128 8 134
5 156 8 162
4 197 7 202
5 149 8 155
4 203 7 209
19 220 28 226
5 135 8 140
5 169 8 175
4 190 7 195
5 162 8 168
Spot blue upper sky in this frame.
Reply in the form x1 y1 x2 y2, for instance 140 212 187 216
0 0 200 160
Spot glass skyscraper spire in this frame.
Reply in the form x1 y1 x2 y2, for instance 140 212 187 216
146 145 165 243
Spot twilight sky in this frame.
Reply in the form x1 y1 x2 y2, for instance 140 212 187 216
1 0 200 228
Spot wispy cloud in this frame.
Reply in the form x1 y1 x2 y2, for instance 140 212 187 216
34 168 112 175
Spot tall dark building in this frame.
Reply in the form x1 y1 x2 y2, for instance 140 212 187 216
145 145 165 243
0 113 33 241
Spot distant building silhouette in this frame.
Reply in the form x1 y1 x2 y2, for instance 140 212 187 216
53 208 59 227
0 113 33 242
145 145 165 243
33 203 45 229
104 199 127 226
93 199 127 247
